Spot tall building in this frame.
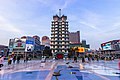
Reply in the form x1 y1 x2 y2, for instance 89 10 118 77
68 31 80 44
51 9 69 55
33 35 41 51
81 40 86 48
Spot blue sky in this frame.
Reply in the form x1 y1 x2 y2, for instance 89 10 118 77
0 0 120 49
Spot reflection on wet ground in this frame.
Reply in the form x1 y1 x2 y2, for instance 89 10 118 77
0 59 120 80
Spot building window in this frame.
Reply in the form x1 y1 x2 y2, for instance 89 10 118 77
59 22 61 25
59 32 62 34
55 35 58 37
62 28 65 30
62 38 63 40
55 46 57 48
55 50 57 52
62 35 65 37
62 32 65 33
59 29 61 31
62 50 65 52
55 42 57 44
66 22 68 25
55 25 58 27
63 42 65 44
55 38 57 40
59 35 62 37
55 22 58 24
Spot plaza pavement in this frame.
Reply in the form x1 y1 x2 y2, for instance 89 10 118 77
0 59 120 80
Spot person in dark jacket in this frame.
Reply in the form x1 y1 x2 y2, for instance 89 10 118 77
13 55 16 64
17 55 20 64
74 56 77 62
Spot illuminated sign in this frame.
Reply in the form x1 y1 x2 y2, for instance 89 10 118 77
25 40 34 52
13 39 26 49
78 47 85 53
103 43 111 50
13 42 26 49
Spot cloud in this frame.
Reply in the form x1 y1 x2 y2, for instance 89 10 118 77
0 15 23 45
68 8 103 31
101 17 120 34
78 9 103 30
0 16 22 33
36 0 74 11
61 0 74 10
80 21 98 29
113 22 120 27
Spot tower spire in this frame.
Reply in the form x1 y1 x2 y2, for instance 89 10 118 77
59 9 61 17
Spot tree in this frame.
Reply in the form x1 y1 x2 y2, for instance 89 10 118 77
67 47 75 58
43 46 52 57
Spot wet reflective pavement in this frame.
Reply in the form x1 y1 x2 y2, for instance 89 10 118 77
0 70 50 80
51 61 120 80
0 60 120 80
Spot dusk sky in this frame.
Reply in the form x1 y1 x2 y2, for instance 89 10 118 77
0 0 120 49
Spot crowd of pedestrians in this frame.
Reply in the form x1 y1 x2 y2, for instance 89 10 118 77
72 53 116 63
0 53 33 70
8 54 21 65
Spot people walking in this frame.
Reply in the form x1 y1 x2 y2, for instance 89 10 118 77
0 55 4 70
8 55 12 65
24 56 28 63
74 56 77 62
17 55 20 64
82 56 85 63
13 55 16 64
88 56 91 62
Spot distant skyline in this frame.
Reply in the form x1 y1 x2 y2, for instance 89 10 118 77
0 0 120 49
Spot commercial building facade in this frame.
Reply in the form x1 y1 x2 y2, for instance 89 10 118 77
8 35 43 58
101 40 120 51
68 31 80 44
101 39 120 58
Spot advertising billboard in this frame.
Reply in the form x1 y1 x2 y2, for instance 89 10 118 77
78 47 85 53
9 39 14 48
25 40 34 52
103 43 112 50
13 39 26 49
9 39 14 52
